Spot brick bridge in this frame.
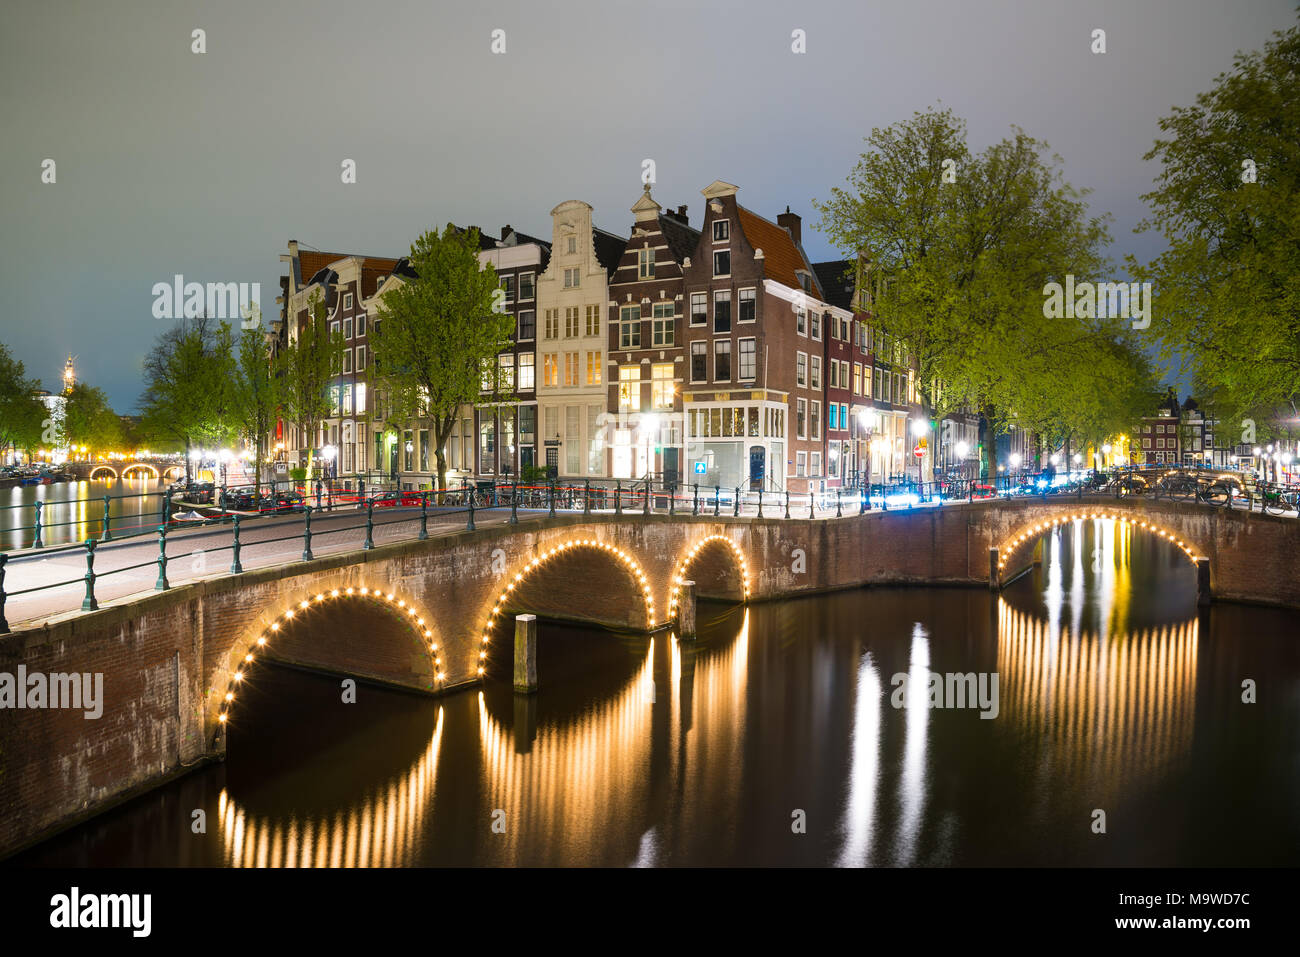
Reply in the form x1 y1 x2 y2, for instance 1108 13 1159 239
3 495 1297 856
65 458 186 482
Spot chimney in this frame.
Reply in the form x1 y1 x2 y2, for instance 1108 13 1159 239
677 204 688 219
777 206 801 244
501 225 513 240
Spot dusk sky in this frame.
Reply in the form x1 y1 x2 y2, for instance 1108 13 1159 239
2 0 1295 410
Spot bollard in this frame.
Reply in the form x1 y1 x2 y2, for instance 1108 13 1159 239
364 499 375 550
0 553 8 633
420 491 430 539
809 491 815 520
514 613 538 693
81 539 98 611
836 489 842 518
219 485 227 516
155 525 169 590
669 482 676 516
733 487 740 517
100 494 113 542
33 501 43 549
785 490 791 520
757 488 764 518
230 514 243 574
678 579 698 639
302 505 314 561
315 480 323 510
510 483 519 525
714 485 720 517
615 479 623 516
584 479 591 516
692 483 699 516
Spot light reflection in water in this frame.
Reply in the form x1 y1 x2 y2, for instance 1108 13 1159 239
836 651 882 867
216 707 443 867
896 623 930 865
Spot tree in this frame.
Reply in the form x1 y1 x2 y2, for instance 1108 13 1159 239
372 225 509 494
0 343 45 462
229 325 281 496
1128 18 1300 440
814 106 1114 476
139 315 236 484
279 290 341 476
62 383 124 457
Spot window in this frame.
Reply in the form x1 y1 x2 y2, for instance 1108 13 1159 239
651 363 674 409
811 400 821 440
544 309 559 339
342 349 352 374
356 314 366 337
796 451 807 477
618 366 639 411
586 351 601 386
796 307 806 336
797 352 807 387
353 344 365 371
343 293 353 311
797 398 807 438
739 338 756 380
479 358 494 392
810 356 821 390
713 220 729 242
638 247 655 279
519 272 534 300
564 351 579 387
543 353 559 387
690 292 707 326
330 320 340 340
355 382 366 413
714 250 730 277
567 237 577 254
585 304 600 337
714 291 731 333
518 353 535 390
501 275 515 302
853 362 862 395
840 361 850 390
811 311 821 340
829 359 839 390
652 303 674 346
564 267 580 288
620 305 641 349
498 354 514 391
343 318 353 340
342 384 353 415
691 341 707 382
714 340 731 381
810 452 821 476
565 307 580 338
732 288 753 325
828 404 837 431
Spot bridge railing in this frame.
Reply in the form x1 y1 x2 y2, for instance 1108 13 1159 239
1 468 1297 634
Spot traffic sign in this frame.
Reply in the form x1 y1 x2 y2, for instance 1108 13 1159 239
913 445 925 458
694 461 707 474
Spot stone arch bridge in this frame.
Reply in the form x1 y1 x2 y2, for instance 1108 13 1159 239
3 495 1298 857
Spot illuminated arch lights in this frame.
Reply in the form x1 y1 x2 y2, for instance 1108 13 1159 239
216 585 441 729
997 510 1200 576
667 534 751 620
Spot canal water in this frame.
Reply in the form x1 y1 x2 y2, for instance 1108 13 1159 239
11 518 1300 866
1 478 169 550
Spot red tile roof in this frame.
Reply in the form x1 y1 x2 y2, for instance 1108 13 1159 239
735 207 822 297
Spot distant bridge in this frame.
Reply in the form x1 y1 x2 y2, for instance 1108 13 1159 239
66 459 186 482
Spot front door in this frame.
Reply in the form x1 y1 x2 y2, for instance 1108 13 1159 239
749 445 766 491
663 447 679 486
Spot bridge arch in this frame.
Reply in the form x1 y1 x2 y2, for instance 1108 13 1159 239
478 538 657 680
88 465 118 480
213 584 442 744
996 507 1202 579
121 462 159 479
667 534 750 620
163 465 185 480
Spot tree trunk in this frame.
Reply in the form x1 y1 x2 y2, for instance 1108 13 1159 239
184 436 193 486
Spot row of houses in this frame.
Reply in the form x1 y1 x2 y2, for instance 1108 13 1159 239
270 180 1007 494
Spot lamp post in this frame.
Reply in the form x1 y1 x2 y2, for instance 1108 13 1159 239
640 413 660 484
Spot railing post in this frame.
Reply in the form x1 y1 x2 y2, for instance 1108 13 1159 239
615 479 623 516
81 539 98 611
692 483 699 516
315 479 323 510
584 479 591 517
809 490 815 520
733 487 740 517
219 484 227 516
0 554 9 633
419 491 430 539
302 504 314 561
860 486 867 514
836 489 842 518
468 490 478 531
785 490 791 520
364 499 375 549
757 487 764 518
32 501 43 549
669 481 676 516
714 485 720 517
155 525 169 590
548 481 556 519
230 514 243 574
644 481 651 516
98 493 113 542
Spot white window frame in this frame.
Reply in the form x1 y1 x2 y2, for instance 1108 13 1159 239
713 220 730 243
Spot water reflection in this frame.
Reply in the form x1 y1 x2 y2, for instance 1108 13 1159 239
2 477 166 549
216 708 443 867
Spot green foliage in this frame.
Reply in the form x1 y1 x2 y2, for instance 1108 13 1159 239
230 326 281 493
278 290 341 463
62 383 124 453
0 342 46 457
372 225 511 490
814 106 1127 469
1128 18 1300 438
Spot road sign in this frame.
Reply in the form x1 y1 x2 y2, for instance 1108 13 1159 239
914 445 925 458
694 461 707 474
